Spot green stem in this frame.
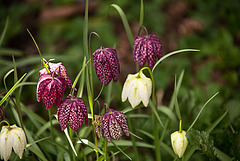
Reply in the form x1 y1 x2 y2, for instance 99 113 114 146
128 116 139 161
138 67 161 161
179 120 182 132
0 120 11 128
105 138 108 161
48 109 53 140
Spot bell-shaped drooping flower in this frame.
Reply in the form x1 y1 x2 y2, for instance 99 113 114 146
40 61 72 88
57 94 88 131
92 47 120 86
122 71 152 108
0 124 27 161
171 130 188 158
133 26 162 69
102 106 129 142
0 105 5 122
37 72 66 109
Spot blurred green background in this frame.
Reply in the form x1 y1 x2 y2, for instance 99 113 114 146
0 0 240 160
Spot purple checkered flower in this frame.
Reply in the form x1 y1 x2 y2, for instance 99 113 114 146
133 29 162 69
0 105 5 122
40 62 72 88
57 94 88 131
92 47 120 86
36 72 66 109
102 108 129 142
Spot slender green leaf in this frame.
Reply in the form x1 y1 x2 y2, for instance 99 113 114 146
111 140 132 160
187 92 219 132
158 105 177 123
215 148 232 161
0 17 9 47
109 4 134 47
0 73 26 106
36 120 59 136
3 69 14 91
149 100 164 127
152 49 199 72
77 57 86 98
77 139 104 155
0 48 22 56
64 127 78 156
174 76 182 120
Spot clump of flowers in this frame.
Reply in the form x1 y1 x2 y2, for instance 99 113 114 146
91 32 120 86
0 124 27 161
36 72 66 109
57 94 88 131
133 26 162 69
102 104 129 142
122 70 152 108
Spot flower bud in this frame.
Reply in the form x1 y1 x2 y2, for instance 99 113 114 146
171 130 188 158
0 125 27 161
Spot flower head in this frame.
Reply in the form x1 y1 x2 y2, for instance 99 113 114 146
40 62 72 88
122 71 152 108
133 32 162 69
102 108 129 142
0 105 5 122
57 94 88 131
92 47 120 86
36 72 66 109
171 130 188 158
0 124 27 161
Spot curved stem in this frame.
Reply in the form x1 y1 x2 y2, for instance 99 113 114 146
0 120 11 128
89 32 104 52
138 25 149 37
139 67 155 104
93 99 101 116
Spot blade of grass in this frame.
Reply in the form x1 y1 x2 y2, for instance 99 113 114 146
0 17 9 47
3 69 14 91
111 140 132 160
152 49 199 73
149 100 164 128
187 92 219 132
109 4 134 47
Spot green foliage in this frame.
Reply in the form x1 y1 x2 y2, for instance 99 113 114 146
186 129 216 161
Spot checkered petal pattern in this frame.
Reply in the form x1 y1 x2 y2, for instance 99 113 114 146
36 72 66 109
92 47 120 86
102 108 129 142
133 33 162 69
57 95 88 131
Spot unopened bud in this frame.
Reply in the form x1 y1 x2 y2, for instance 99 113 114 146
171 130 188 158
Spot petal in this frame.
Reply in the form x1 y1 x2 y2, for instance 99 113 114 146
36 75 52 102
42 81 57 109
128 79 142 108
1 131 14 161
102 114 111 142
69 102 83 131
106 48 120 83
109 115 122 140
75 98 88 126
57 97 72 131
112 110 129 137
54 77 66 107
139 72 152 103
121 73 138 102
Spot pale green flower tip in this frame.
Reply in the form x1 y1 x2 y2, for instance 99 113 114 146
171 130 188 158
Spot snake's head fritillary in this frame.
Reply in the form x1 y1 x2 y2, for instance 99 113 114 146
133 33 162 69
102 108 129 142
36 72 66 109
57 94 88 131
92 47 120 86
